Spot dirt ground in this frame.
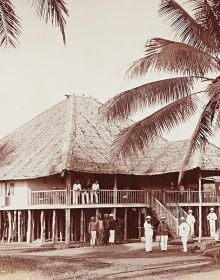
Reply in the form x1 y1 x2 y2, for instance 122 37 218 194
0 241 219 280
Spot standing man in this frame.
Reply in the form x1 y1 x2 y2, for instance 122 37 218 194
109 213 117 245
207 208 218 238
88 216 98 247
157 217 169 251
81 178 91 204
144 215 154 253
91 180 99 204
178 216 190 252
186 210 196 237
72 179 81 204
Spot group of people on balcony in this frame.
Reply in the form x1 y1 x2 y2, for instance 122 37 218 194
144 208 218 253
88 213 123 247
72 179 99 204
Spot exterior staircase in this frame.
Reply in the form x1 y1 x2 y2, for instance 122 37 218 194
149 194 179 238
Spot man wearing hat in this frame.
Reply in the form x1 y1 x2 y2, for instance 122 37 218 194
88 216 98 247
186 210 196 237
207 208 217 238
178 216 190 252
109 213 117 245
157 217 169 251
144 215 154 253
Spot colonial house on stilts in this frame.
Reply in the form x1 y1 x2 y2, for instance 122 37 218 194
0 95 220 244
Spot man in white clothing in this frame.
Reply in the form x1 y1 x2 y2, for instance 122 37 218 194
72 180 81 204
207 208 218 238
144 215 154 253
91 180 99 203
186 210 196 237
178 216 190 252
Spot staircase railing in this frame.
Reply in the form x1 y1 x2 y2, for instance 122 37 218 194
149 194 179 238
166 204 188 220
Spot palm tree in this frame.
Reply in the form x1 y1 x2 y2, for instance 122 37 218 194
0 0 68 48
101 0 220 174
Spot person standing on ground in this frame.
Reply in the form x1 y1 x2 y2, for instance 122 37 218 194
109 213 117 245
157 217 169 251
144 215 154 253
88 216 98 247
186 209 196 237
103 213 110 245
97 215 104 246
178 216 190 252
207 208 218 238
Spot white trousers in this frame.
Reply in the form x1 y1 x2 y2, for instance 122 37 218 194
90 191 98 203
72 191 80 204
189 223 194 236
81 192 89 204
181 236 188 252
160 235 168 251
90 231 96 246
209 220 216 238
109 230 115 243
145 234 153 252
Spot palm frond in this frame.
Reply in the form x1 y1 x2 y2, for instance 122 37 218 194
178 96 215 183
159 0 219 54
111 94 199 161
100 77 195 121
188 0 220 49
0 0 21 48
127 38 219 78
30 0 68 44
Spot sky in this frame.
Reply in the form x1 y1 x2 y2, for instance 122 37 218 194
0 0 219 146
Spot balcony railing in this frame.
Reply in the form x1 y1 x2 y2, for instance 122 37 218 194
164 191 217 204
30 189 147 206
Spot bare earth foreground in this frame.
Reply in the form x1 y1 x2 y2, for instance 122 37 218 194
0 242 219 280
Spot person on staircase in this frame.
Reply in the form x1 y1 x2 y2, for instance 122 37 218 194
157 217 169 251
144 215 154 253
178 216 190 252
186 209 196 237
207 208 218 238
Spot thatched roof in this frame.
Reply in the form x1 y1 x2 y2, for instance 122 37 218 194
0 96 124 180
127 139 220 175
0 95 220 180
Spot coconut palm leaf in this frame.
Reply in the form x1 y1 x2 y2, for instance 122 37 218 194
190 0 220 49
100 77 195 121
127 38 219 78
30 0 68 44
159 0 219 54
111 94 199 161
0 0 20 48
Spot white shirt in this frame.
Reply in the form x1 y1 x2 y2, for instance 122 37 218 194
144 222 153 236
91 183 99 191
178 222 190 237
73 183 81 191
207 212 217 221
186 214 195 224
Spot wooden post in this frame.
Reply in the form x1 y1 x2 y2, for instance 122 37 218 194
47 211 51 241
27 210 32 243
31 211 35 242
66 173 71 205
70 211 74 241
80 209 84 242
52 210 56 244
59 211 63 241
7 211 12 243
18 211 21 243
113 175 117 204
65 209 71 244
198 174 202 242
40 210 45 243
124 208 127 240
138 208 141 239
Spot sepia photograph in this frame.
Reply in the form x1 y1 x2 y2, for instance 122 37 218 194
0 0 220 279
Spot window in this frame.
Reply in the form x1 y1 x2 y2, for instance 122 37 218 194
6 182 14 196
